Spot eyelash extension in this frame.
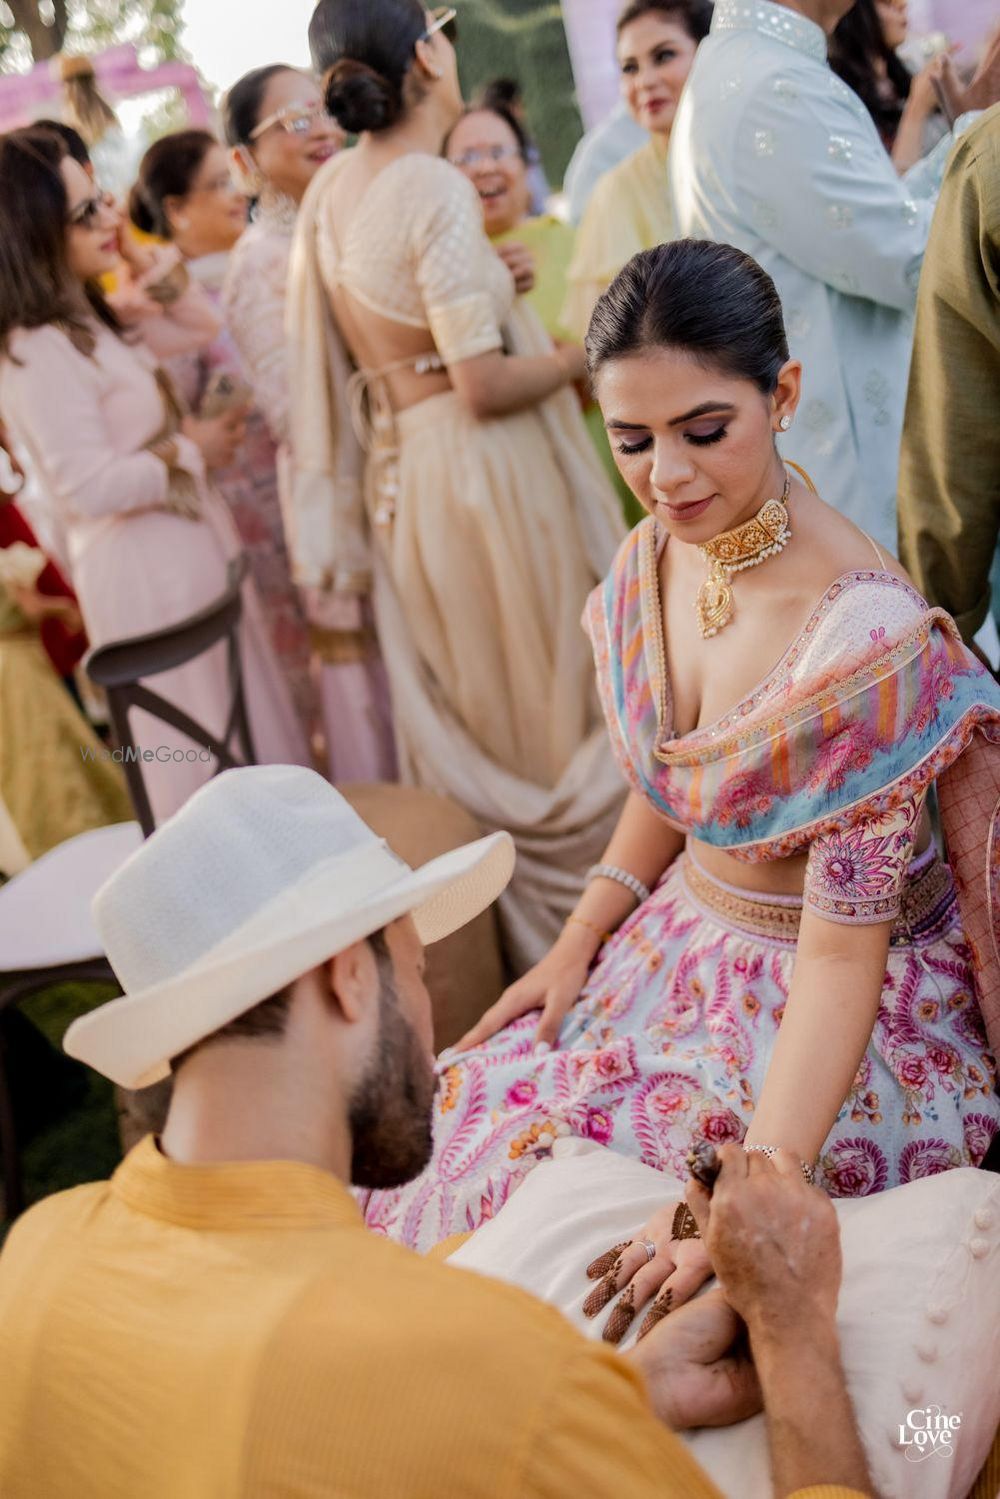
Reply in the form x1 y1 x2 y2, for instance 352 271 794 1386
687 427 727 446
615 436 652 455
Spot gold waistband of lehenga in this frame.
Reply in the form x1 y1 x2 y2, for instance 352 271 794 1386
681 851 956 946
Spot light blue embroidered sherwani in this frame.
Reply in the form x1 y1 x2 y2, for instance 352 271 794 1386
669 0 971 551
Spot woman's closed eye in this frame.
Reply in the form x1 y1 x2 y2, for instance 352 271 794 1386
686 425 727 447
615 433 652 455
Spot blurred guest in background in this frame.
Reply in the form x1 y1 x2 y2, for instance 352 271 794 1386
828 0 947 172
222 65 396 783
0 129 308 825
0 478 130 870
295 0 626 969
475 76 550 213
563 0 711 341
563 101 647 226
446 99 642 525
131 129 321 757
670 0 1000 553
898 105 1000 654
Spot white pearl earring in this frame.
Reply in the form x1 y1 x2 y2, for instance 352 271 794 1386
778 414 792 431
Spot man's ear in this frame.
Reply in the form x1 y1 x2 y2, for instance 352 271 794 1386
327 940 378 1024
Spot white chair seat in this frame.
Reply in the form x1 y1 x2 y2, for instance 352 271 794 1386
0 822 142 971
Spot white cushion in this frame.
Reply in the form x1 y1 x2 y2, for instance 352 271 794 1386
448 1139 1000 1499
0 823 142 969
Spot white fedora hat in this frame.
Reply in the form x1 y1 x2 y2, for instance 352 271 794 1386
64 766 514 1090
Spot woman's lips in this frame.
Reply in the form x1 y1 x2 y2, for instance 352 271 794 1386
100 237 118 254
657 494 715 522
642 96 671 115
307 144 336 162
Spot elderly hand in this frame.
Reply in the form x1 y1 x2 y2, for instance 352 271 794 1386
626 1286 761 1429
686 1143 841 1340
581 1199 715 1345
494 239 535 294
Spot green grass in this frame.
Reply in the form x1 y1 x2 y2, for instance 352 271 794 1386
1 982 122 1245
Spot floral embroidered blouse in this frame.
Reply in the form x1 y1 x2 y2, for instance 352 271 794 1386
585 519 1000 1036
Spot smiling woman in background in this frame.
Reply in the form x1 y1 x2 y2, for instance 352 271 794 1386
0 129 308 824
221 66 396 782
130 127 323 761
446 100 643 525
563 0 712 340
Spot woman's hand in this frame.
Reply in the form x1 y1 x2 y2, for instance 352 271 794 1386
454 927 596 1052
495 240 536 295
182 409 247 472
582 1200 716 1345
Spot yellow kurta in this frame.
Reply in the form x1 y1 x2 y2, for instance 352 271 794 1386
563 133 675 340
0 1137 872 1499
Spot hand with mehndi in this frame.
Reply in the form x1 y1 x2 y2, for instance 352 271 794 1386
582 1199 714 1345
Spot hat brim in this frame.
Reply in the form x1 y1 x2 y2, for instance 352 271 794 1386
64 831 514 1090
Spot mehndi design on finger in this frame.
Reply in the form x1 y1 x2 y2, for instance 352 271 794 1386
602 1282 637 1343
586 1242 630 1280
637 1287 673 1340
582 1272 619 1318
671 1202 701 1241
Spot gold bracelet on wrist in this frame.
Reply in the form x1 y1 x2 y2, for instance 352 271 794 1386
564 914 613 947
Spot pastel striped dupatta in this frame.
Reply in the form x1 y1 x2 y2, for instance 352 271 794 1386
585 519 1000 1056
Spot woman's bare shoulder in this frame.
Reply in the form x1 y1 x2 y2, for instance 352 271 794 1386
795 489 914 590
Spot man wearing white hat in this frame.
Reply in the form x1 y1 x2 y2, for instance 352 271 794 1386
0 767 871 1499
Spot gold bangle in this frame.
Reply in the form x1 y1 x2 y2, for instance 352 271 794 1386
565 915 613 945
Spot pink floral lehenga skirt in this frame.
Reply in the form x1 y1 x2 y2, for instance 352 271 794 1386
363 846 999 1251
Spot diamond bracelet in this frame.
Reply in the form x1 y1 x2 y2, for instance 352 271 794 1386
586 863 651 906
743 1143 816 1185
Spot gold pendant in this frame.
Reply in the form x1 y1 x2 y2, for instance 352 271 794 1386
696 562 733 638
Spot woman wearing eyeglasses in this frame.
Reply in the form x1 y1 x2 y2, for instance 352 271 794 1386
221 66 396 783
129 127 326 765
293 0 626 970
562 0 712 340
445 101 643 528
0 129 309 825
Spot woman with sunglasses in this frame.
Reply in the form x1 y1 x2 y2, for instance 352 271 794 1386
294 0 625 970
128 127 326 765
222 66 395 782
0 129 309 825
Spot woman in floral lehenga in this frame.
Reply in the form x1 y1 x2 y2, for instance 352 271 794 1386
364 241 1000 1263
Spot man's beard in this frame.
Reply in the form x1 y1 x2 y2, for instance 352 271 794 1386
348 964 438 1190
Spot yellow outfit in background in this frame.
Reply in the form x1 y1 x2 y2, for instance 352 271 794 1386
492 214 644 526
0 1136 868 1499
562 134 675 340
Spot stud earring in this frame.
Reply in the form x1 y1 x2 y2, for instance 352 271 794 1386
778 414 792 431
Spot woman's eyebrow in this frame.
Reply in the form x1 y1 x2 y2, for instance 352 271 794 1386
605 402 736 430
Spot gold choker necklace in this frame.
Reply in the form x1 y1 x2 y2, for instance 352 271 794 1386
695 475 791 639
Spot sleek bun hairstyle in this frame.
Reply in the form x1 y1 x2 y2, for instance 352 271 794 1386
309 0 427 135
586 239 789 394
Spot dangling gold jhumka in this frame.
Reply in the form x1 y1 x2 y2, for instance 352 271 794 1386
695 474 792 638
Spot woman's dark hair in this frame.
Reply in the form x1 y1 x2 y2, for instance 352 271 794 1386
0 127 122 361
222 64 296 147
479 77 522 112
586 239 788 393
308 0 429 135
128 129 217 239
444 101 531 164
616 0 714 43
828 0 912 144
32 118 91 168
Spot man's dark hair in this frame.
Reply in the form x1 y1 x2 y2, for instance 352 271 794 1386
170 928 390 1072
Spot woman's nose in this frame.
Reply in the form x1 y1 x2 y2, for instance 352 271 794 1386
650 442 696 493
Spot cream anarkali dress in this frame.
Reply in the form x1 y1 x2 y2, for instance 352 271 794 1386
287 152 626 969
